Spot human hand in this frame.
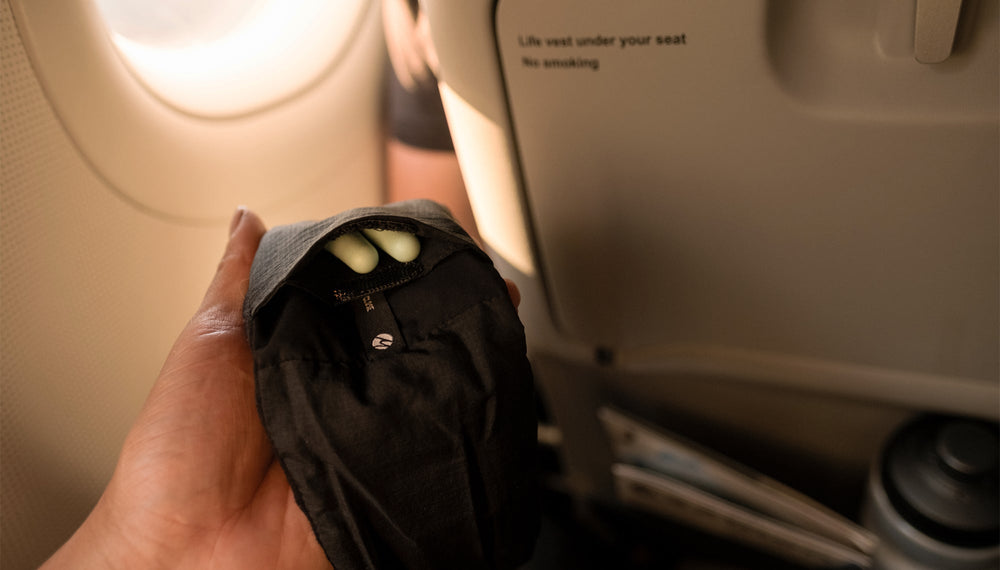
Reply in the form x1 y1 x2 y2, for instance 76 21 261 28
382 0 439 91
42 208 332 570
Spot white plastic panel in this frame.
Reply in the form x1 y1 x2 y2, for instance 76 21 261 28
9 0 383 222
2 0 385 566
494 0 998 387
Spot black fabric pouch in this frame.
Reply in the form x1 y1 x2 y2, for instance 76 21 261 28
242 200 539 570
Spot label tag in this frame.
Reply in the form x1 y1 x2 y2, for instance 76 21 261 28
353 292 404 356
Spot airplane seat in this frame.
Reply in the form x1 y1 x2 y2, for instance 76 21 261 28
1 0 387 567
3 0 997 567
424 0 998 565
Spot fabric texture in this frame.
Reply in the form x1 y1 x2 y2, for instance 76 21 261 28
243 200 539 569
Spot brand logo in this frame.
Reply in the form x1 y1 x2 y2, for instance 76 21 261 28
372 333 394 350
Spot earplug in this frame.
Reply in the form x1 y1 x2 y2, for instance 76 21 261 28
324 232 379 274
361 229 421 263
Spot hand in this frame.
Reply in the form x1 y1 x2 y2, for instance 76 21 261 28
42 208 332 570
382 0 439 91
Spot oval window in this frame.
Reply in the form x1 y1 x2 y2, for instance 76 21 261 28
93 0 370 117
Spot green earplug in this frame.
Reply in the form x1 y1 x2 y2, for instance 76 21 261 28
324 232 379 274
324 229 421 274
361 229 421 263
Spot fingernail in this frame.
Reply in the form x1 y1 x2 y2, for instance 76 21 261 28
229 206 248 237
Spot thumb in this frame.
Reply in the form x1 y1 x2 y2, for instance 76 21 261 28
154 207 266 384
197 207 267 327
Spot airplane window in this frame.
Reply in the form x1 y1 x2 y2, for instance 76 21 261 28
92 0 370 117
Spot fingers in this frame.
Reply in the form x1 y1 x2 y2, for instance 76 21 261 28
382 0 430 91
325 230 421 274
198 207 267 322
505 279 521 309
